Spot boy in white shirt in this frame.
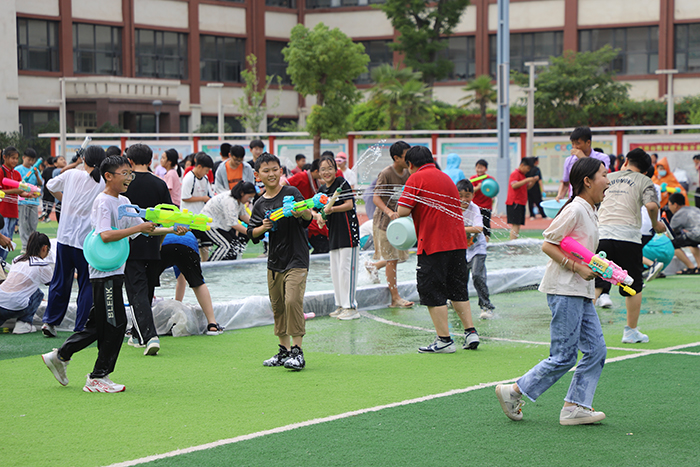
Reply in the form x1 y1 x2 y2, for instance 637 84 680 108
181 152 214 260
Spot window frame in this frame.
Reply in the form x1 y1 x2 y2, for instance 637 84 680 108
306 0 385 9
355 39 394 84
438 35 476 82
675 23 700 74
135 29 189 80
266 40 292 85
73 23 123 76
16 18 60 72
578 26 659 76
489 31 563 77
200 34 245 83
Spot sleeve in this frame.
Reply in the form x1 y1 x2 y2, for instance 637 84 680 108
246 200 265 243
214 165 228 194
542 203 578 245
163 172 175 191
181 173 194 200
397 176 418 209
225 198 240 227
40 263 55 285
642 182 659 207
46 171 66 192
243 164 255 184
562 157 574 183
470 204 483 229
93 201 115 236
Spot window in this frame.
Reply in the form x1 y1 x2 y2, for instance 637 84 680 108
490 31 563 76
579 26 658 75
135 114 156 133
267 0 296 6
676 23 700 73
19 110 59 137
73 24 122 75
356 40 393 84
17 18 59 72
201 116 245 133
135 29 188 79
180 115 190 133
74 111 98 132
266 41 291 85
200 35 245 83
439 36 476 81
306 0 385 8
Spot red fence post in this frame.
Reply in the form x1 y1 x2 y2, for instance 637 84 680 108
431 133 438 156
616 130 624 155
520 132 527 159
51 138 57 157
348 134 355 167
269 135 276 156
193 136 200 153
120 137 127 154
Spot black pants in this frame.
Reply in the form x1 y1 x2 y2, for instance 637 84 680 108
479 208 492 238
309 234 329 254
124 259 159 345
58 276 126 379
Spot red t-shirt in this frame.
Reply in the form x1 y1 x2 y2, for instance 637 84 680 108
506 169 528 206
470 174 495 210
183 165 214 184
397 163 468 255
0 165 22 218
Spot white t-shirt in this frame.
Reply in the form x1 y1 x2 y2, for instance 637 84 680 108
0 256 54 310
599 170 658 243
180 171 212 214
640 184 661 236
46 169 105 249
359 219 373 239
89 193 143 279
538 197 599 299
463 202 487 262
202 193 247 231
342 168 357 187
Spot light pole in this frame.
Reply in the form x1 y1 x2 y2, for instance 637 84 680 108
655 69 678 135
206 82 224 140
152 99 163 139
496 0 510 216
47 78 67 156
524 61 548 158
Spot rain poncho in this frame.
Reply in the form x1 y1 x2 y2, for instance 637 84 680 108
443 153 465 185
652 157 688 208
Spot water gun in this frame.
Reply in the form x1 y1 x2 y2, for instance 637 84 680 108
2 178 41 194
118 203 212 231
469 174 489 184
268 188 342 221
660 183 680 194
560 236 636 295
73 136 92 162
21 158 43 182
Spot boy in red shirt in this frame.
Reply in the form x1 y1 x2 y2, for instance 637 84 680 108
397 146 479 353
506 157 538 240
470 159 495 241
0 147 36 261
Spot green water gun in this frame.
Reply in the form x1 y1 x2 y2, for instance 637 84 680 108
118 203 212 231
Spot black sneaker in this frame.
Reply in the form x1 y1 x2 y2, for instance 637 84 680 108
283 345 306 371
463 329 480 350
263 345 290 367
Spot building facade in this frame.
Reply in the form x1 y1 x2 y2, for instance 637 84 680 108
2 0 700 137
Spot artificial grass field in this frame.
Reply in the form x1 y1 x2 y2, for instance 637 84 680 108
1 274 699 467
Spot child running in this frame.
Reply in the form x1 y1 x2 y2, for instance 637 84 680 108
246 153 312 371
316 154 361 320
496 157 609 425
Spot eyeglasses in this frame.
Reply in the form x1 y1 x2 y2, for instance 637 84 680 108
109 171 135 180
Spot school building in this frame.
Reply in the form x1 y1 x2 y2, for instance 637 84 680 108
2 0 700 138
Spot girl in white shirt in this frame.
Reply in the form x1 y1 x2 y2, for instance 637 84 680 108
496 157 611 426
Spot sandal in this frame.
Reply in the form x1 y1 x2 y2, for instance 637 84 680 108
206 323 224 335
677 267 700 275
389 299 414 309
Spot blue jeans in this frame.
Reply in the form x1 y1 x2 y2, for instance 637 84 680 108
0 217 18 261
0 288 44 324
517 294 606 409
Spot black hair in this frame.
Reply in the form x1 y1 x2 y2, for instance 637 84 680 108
105 146 122 157
45 156 55 166
23 148 38 159
100 155 130 181
230 180 256 200
179 153 195 170
555 157 604 218
456 179 474 193
295 154 306 162
389 141 411 160
624 148 651 173
321 150 335 158
669 192 686 206
164 148 182 177
519 157 535 169
15 232 50 263
126 143 153 166
310 158 321 173
570 126 592 143
254 153 281 172
693 154 700 161
644 163 655 178
404 146 434 168
220 142 231 157
608 154 617 169
302 163 312 172
319 154 337 173
249 139 264 149
194 152 214 169
84 146 107 183
475 159 488 169
229 145 245 159
593 148 604 154
2 146 19 165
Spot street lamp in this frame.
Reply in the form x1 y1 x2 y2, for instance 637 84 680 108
524 61 548 158
152 99 163 138
655 69 678 135
206 82 224 140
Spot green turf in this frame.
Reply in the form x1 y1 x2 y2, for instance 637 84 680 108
4 220 58 263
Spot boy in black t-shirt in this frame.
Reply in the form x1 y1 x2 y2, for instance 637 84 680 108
247 153 312 371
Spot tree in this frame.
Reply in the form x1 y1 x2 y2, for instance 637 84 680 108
459 75 497 129
368 64 432 130
512 45 630 128
233 54 282 134
283 23 369 158
378 0 471 90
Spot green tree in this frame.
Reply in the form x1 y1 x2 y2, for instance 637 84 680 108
233 54 282 134
94 121 125 133
194 121 233 140
512 45 630 128
378 0 471 90
283 23 368 158
459 75 497 129
369 64 432 130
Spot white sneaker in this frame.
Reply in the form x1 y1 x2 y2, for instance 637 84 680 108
495 384 523 421
127 335 145 348
329 307 343 318
144 337 160 355
42 349 69 386
337 308 361 320
596 293 613 308
479 309 494 319
622 326 649 343
560 405 605 425
83 374 125 393
13 321 36 334
41 323 57 338
418 337 456 353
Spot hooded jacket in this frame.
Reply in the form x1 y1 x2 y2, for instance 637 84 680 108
443 153 465 185
651 157 688 208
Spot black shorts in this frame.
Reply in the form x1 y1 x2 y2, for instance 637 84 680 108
506 204 526 226
672 232 700 249
594 239 643 297
159 244 205 288
480 208 492 237
192 229 213 248
416 249 469 307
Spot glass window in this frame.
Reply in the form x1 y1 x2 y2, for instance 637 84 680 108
578 26 659 75
266 0 296 6
356 40 394 84
438 36 476 81
266 41 291 85
135 29 188 79
17 18 59 72
489 31 563 76
19 110 59 137
200 35 245 83
306 0 385 8
73 24 122 75
675 23 700 73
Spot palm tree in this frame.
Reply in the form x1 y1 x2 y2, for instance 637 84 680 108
369 65 431 130
460 75 497 128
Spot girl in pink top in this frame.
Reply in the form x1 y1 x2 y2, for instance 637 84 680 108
160 149 182 206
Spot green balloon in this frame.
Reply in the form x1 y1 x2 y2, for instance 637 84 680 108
481 178 499 198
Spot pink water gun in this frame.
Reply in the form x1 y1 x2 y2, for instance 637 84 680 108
2 178 41 194
560 236 636 296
